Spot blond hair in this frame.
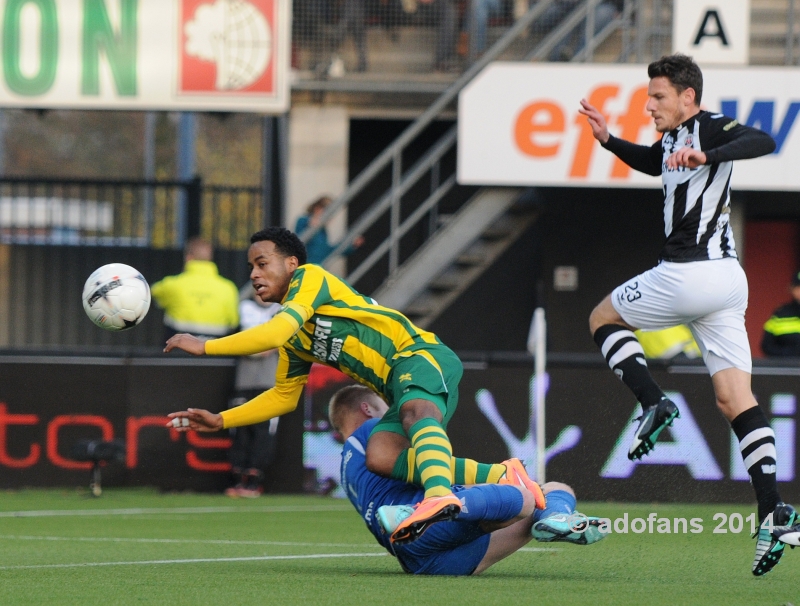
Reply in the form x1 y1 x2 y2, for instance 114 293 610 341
328 384 379 432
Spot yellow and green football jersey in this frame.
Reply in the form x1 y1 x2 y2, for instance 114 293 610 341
206 264 458 428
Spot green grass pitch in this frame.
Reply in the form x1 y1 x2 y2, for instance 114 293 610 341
0 490 798 605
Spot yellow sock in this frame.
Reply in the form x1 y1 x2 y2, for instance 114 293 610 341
409 418 453 499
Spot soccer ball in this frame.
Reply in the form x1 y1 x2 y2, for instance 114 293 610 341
82 263 151 331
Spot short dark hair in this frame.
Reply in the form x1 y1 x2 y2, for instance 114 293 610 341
328 385 377 432
306 195 332 215
648 54 703 105
250 227 307 266
185 236 213 260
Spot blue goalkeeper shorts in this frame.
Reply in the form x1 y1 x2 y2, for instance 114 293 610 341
393 484 524 575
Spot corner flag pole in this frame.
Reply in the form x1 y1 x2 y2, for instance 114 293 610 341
527 307 546 484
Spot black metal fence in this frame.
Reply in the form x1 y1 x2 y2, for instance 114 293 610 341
0 177 264 250
0 177 264 351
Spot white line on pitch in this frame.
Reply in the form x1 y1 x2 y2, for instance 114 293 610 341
0 535 380 549
0 552 388 571
0 504 352 518
0 535 558 552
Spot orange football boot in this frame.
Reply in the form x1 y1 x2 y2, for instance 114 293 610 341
500 458 546 510
389 494 462 545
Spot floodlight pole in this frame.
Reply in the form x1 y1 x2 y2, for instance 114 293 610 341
527 307 547 484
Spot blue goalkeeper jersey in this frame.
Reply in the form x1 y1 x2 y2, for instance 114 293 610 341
340 419 423 551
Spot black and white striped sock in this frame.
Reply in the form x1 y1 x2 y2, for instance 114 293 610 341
593 324 665 409
732 406 781 522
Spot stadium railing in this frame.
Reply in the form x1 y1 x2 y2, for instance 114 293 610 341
0 176 263 251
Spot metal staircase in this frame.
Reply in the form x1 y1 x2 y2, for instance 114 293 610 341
296 1 653 321
373 187 536 327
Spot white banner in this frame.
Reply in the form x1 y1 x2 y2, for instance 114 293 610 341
458 63 800 190
0 0 290 112
673 0 750 65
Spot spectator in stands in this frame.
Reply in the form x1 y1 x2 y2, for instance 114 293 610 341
225 291 282 498
292 0 328 71
294 196 364 266
459 0 621 62
542 0 625 61
330 0 368 73
762 271 800 357
432 0 459 71
402 0 459 71
150 237 239 342
458 0 506 58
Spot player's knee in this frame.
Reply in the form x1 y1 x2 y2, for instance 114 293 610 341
714 396 730 416
589 295 626 334
589 301 611 334
542 481 574 497
714 395 757 423
399 398 443 428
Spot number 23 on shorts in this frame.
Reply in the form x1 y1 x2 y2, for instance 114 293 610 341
624 281 642 302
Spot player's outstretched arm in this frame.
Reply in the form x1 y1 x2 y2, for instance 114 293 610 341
579 98 661 176
164 333 206 355
702 121 777 163
166 408 223 432
204 313 304 357
578 98 610 144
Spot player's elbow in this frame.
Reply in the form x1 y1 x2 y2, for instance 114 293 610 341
275 401 298 417
750 131 776 157
765 137 777 155
269 388 302 417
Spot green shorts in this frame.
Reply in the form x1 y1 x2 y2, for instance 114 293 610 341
370 344 464 437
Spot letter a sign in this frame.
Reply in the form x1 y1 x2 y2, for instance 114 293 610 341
673 0 750 65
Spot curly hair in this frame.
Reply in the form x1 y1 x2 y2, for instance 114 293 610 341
250 227 308 266
648 54 703 104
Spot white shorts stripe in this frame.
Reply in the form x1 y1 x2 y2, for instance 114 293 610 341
743 443 778 470
607 341 645 369
600 330 637 359
738 427 775 452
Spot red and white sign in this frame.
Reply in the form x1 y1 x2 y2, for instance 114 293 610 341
179 0 279 96
458 63 800 190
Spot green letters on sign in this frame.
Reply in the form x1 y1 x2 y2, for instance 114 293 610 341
3 0 58 96
82 0 138 96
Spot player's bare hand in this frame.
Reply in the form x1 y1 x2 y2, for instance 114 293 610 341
666 147 707 169
163 333 206 355
165 408 223 432
578 98 609 144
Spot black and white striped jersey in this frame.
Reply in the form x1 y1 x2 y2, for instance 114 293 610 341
601 110 776 262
